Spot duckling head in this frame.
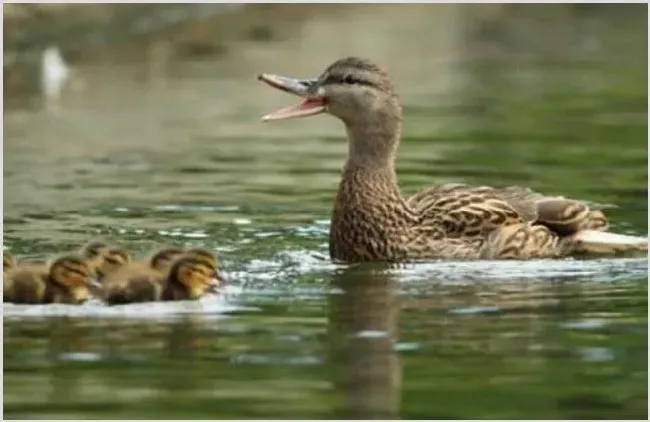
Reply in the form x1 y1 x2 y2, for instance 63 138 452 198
185 247 227 285
96 247 132 280
4 251 16 272
168 256 223 300
49 255 98 304
80 240 109 259
79 240 110 271
149 247 186 273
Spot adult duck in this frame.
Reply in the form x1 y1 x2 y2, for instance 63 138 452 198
258 57 647 263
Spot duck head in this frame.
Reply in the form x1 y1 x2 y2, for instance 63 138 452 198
259 57 402 164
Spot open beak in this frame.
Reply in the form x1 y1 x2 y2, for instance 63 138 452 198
258 74 325 121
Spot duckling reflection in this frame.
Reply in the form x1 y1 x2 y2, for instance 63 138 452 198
4 255 97 304
328 263 402 419
102 251 223 305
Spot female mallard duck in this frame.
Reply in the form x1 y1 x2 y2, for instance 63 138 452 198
101 248 224 305
3 255 97 304
258 57 648 262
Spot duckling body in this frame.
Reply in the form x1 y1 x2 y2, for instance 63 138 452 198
259 57 648 262
4 255 95 304
100 248 181 305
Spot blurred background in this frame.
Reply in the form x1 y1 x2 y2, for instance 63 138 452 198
3 3 648 419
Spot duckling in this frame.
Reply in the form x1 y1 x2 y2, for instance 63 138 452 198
95 247 132 281
4 251 17 272
161 255 223 301
102 252 222 305
184 247 227 286
3 255 97 304
78 240 110 275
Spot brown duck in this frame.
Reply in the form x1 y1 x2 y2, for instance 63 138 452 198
258 57 648 263
102 247 225 305
3 255 97 304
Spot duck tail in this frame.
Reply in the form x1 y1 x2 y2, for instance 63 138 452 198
563 230 648 256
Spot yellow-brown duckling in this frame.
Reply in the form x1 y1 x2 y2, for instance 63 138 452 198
102 249 224 305
95 247 132 281
78 240 110 276
161 254 224 301
4 251 17 272
3 255 98 304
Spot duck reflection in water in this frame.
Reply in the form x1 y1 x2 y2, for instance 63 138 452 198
328 263 402 419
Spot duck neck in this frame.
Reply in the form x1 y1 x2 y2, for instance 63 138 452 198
343 114 401 181
345 116 401 190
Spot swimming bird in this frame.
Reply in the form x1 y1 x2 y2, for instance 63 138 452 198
258 57 648 263
95 247 132 281
3 255 97 304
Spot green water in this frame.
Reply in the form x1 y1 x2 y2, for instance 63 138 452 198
3 4 648 419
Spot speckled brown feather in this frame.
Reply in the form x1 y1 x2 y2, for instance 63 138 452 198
406 183 617 259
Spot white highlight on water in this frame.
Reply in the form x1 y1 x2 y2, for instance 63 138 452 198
41 46 69 108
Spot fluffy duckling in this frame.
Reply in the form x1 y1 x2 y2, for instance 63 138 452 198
3 255 97 304
102 250 224 305
78 240 110 275
161 255 223 301
95 247 132 281
184 247 227 286
4 251 17 272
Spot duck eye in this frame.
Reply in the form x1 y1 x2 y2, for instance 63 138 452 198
342 75 357 85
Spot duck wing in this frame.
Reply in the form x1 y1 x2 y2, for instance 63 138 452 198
407 183 615 238
406 183 642 259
